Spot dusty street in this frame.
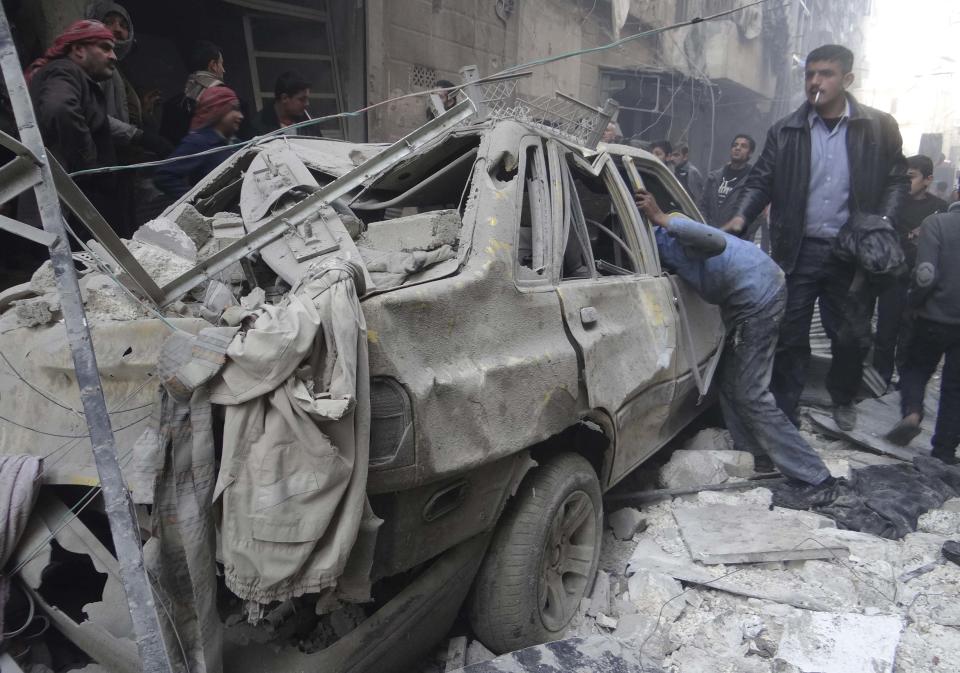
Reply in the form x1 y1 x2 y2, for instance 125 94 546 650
418 415 960 673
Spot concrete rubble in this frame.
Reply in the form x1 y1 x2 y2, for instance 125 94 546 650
567 426 960 673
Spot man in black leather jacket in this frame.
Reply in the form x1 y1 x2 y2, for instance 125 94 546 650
724 44 908 432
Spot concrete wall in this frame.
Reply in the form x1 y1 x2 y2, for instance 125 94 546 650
365 0 520 141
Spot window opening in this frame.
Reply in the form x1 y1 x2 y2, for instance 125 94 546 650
517 142 549 279
564 156 640 277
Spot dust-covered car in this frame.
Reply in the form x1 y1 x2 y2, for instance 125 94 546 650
0 103 721 673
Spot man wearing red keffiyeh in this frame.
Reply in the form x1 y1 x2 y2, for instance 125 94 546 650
26 20 132 234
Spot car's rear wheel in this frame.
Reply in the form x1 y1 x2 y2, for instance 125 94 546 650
468 452 602 654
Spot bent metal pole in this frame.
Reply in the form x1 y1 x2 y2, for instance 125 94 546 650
0 9 174 673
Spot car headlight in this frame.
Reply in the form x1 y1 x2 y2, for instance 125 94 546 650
369 376 415 470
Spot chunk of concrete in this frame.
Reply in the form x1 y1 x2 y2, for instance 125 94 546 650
608 507 647 541
444 636 467 672
464 640 495 666
170 202 214 248
672 504 845 565
14 295 57 326
658 449 755 489
594 613 618 630
133 217 198 261
627 570 685 622
682 427 734 453
362 209 462 252
587 570 610 617
775 612 904 673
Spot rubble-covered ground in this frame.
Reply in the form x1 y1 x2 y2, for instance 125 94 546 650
421 418 960 673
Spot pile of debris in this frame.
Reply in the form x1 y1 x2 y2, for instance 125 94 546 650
566 428 960 673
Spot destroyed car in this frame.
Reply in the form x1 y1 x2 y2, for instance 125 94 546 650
0 105 722 672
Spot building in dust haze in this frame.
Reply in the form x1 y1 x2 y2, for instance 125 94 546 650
9 0 870 172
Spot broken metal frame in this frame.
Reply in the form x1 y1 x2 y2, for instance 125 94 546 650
0 7 174 673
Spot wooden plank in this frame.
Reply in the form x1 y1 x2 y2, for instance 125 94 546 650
672 504 848 565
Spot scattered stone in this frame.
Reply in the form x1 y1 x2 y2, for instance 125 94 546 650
895 621 960 673
775 612 903 673
673 504 845 564
681 427 734 453
918 509 960 536
134 217 198 261
627 570 685 623
659 449 754 489
608 507 647 540
464 640 495 666
587 570 610 617
14 296 57 327
81 273 144 321
29 260 57 295
443 636 467 672
594 613 618 630
170 202 214 248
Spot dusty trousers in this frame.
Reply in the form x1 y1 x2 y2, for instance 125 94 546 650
719 284 832 485
900 317 960 461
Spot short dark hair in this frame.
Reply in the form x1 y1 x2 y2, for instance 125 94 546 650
733 134 756 153
806 44 854 74
274 71 311 99
190 40 222 73
435 79 455 89
651 140 673 155
907 155 935 178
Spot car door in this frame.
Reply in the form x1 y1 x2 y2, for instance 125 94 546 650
551 144 679 487
625 159 725 437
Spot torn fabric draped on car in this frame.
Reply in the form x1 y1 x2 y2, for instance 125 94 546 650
209 259 380 606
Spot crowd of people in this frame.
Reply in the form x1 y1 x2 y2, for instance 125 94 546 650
637 44 960 500
19 2 315 238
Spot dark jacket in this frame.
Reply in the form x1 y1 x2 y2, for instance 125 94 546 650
154 127 239 198
699 163 752 227
910 211 960 325
29 58 116 174
734 95 909 274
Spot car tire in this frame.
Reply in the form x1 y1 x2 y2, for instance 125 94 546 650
468 452 602 654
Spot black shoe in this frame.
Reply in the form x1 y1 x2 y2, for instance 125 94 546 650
932 449 960 466
833 404 857 431
753 454 778 475
772 476 843 510
886 418 922 446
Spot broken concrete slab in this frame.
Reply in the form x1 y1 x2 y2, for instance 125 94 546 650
168 202 214 248
658 450 754 490
133 217 198 261
626 570 685 622
625 539 837 612
13 295 58 327
672 504 845 564
363 209 462 252
608 507 647 540
775 611 904 673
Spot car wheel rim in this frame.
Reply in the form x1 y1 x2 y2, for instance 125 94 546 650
538 489 597 632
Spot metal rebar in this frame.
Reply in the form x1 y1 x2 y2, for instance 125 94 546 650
0 8 173 672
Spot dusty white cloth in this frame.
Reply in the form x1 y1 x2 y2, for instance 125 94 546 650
358 244 456 289
210 259 380 604
132 327 236 673
0 453 41 637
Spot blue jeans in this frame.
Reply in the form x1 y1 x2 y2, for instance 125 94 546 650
720 285 832 485
771 238 864 425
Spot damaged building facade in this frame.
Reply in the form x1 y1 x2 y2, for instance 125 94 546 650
11 0 871 169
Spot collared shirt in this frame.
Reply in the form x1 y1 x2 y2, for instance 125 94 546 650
805 100 851 238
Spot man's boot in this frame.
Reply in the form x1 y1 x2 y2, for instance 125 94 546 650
833 403 857 431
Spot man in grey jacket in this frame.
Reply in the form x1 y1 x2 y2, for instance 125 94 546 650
886 206 960 464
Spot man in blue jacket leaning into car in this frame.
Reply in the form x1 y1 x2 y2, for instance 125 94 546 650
635 189 835 499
